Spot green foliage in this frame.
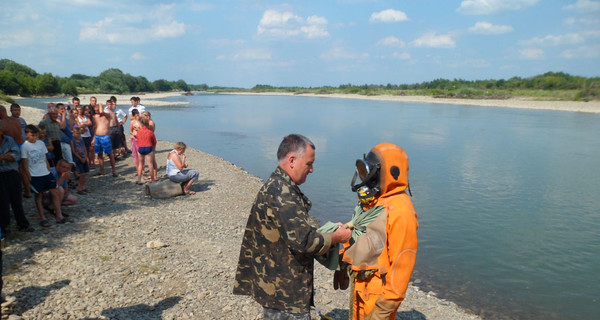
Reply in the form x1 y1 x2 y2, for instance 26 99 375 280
152 79 171 91
35 73 59 95
0 59 195 96
0 59 598 101
0 59 38 77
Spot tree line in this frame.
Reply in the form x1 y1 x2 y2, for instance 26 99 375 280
1 58 598 101
249 72 599 101
0 59 208 97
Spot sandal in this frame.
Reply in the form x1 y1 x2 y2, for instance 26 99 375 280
39 220 50 228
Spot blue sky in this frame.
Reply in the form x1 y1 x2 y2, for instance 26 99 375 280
1 0 599 88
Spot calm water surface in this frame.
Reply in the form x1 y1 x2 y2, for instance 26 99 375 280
20 94 600 319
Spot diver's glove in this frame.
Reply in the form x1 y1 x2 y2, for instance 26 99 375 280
333 261 349 290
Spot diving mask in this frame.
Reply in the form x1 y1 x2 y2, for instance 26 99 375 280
351 152 381 204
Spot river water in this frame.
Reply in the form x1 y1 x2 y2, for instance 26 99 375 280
18 94 600 319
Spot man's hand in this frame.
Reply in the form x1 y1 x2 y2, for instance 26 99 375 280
331 224 351 244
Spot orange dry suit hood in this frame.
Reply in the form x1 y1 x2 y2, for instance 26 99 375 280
350 142 410 206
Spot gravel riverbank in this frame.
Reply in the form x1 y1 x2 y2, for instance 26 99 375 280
1 106 481 319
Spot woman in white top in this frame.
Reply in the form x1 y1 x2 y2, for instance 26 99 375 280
166 142 199 195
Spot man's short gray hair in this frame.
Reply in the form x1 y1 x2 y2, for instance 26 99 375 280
277 134 315 162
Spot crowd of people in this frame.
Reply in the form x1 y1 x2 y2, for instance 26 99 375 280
0 96 199 235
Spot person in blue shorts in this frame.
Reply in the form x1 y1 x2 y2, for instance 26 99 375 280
92 102 117 177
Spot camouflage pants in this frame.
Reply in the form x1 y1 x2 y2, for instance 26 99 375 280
263 307 310 320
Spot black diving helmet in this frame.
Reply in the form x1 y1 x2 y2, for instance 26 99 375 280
350 151 381 204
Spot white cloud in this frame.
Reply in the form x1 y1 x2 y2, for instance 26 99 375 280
0 30 35 48
302 16 329 39
0 2 60 48
377 36 406 47
411 32 456 48
131 52 145 60
561 44 600 58
519 48 545 59
369 9 409 23
79 5 185 44
232 48 272 61
469 22 513 34
457 0 539 15
521 33 585 46
320 47 362 60
393 52 411 60
257 10 328 39
565 16 600 26
564 0 600 13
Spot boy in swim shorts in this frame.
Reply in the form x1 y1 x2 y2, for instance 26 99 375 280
21 125 70 227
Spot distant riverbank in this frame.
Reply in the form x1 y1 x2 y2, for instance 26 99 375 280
225 91 600 113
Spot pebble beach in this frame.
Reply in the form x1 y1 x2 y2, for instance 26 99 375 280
0 104 481 319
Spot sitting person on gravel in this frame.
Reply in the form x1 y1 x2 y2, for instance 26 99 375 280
43 159 77 210
166 142 199 195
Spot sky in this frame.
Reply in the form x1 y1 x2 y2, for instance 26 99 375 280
1 0 599 88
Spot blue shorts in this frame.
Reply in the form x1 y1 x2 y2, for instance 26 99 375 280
138 146 153 155
74 158 90 174
30 173 57 194
94 135 113 155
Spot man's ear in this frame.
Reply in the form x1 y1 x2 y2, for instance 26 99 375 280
287 153 296 168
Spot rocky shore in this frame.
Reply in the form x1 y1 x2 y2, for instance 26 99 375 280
0 106 481 319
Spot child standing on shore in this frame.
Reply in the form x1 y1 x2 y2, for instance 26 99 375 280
136 117 157 184
71 127 89 194
21 125 69 227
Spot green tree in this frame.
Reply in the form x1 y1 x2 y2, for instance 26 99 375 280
175 79 189 91
153 79 171 91
35 73 59 95
0 70 21 95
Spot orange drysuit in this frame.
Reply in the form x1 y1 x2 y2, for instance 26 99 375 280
341 143 419 320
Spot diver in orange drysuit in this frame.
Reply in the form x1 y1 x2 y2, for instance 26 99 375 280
337 143 419 320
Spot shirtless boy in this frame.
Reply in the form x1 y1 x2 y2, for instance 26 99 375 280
92 102 117 177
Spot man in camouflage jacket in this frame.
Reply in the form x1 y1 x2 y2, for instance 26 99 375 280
234 134 351 318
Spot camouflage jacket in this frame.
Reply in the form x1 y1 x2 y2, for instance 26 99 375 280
233 166 333 313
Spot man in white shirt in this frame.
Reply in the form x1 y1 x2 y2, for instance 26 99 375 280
128 96 146 117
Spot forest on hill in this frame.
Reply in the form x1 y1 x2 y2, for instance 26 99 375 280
1 58 598 102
